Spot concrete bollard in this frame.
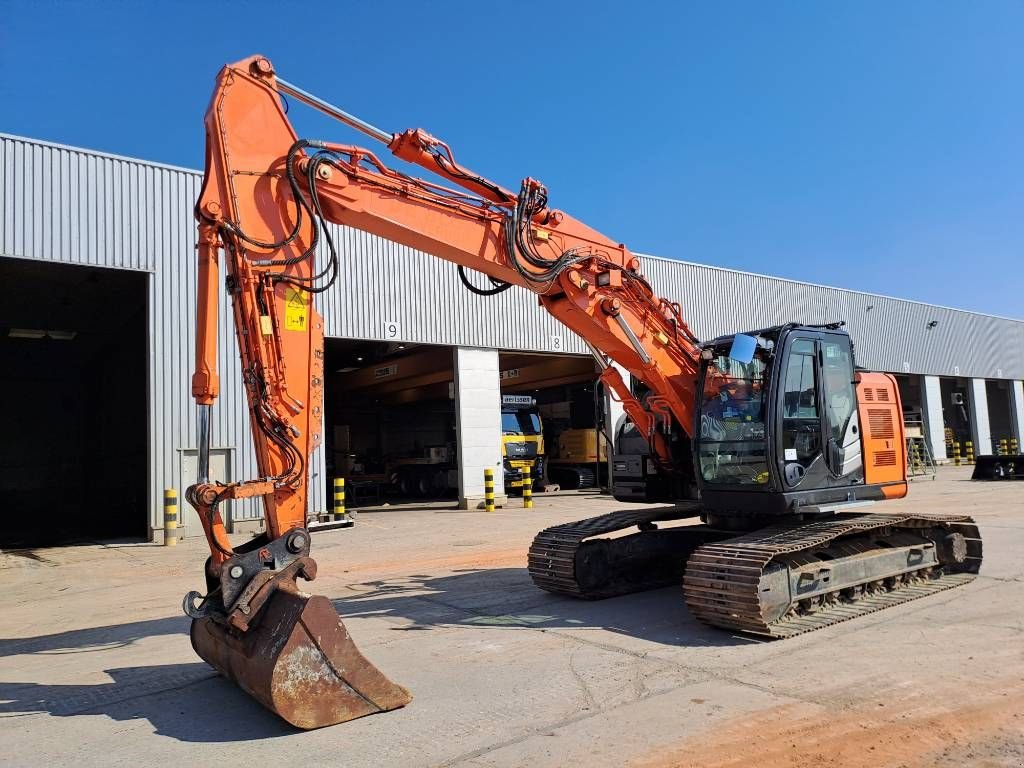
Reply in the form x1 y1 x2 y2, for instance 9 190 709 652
164 488 178 547
484 468 495 512
523 467 533 509
334 477 346 520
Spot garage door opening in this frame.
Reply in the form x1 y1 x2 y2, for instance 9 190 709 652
0 259 147 547
985 380 1015 448
497 352 603 490
939 377 973 448
325 339 457 505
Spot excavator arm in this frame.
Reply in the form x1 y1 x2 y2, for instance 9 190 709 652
185 54 703 729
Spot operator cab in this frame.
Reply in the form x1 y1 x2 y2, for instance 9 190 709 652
695 323 871 519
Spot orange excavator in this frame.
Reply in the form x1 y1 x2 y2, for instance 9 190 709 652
184 56 983 729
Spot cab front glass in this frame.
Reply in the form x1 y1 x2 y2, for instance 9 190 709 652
698 349 769 486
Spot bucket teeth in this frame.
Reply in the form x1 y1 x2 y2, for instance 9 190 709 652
191 589 411 729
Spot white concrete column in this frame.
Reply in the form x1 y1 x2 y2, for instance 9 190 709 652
968 378 992 456
1010 381 1024 444
454 347 505 507
604 363 630 481
920 375 947 461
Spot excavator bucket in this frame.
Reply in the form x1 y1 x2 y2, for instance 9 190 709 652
191 589 411 729
971 454 1024 480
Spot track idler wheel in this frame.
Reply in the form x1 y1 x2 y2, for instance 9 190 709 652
191 586 411 729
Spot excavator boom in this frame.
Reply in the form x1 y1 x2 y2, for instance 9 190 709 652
186 55 704 729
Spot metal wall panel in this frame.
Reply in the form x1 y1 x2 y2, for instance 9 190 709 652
3 133 1022 536
318 223 591 355
640 257 1024 379
1 134 267 533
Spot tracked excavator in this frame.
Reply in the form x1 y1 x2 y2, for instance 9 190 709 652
184 55 983 729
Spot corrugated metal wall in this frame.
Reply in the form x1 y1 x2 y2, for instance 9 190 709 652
1 134 266 531
3 133 1023 535
320 223 1024 380
641 257 1024 379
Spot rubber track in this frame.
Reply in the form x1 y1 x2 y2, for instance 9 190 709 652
527 504 702 597
683 512 983 638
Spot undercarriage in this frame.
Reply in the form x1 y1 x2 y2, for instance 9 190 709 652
528 506 982 637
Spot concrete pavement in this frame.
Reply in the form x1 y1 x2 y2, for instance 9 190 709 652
1 467 1022 767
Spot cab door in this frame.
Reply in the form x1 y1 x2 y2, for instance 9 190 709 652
777 335 825 488
775 331 863 490
819 334 863 481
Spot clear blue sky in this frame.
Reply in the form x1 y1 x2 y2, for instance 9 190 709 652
2 1 1021 318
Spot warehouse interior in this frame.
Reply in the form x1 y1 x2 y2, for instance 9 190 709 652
894 374 924 427
940 376 974 444
986 379 1016 444
322 340 605 505
0 259 147 546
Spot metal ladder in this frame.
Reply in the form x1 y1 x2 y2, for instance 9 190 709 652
907 435 937 480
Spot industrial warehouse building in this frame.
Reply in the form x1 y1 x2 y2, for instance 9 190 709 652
2 133 1023 546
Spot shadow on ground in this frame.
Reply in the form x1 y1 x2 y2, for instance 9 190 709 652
331 566 759 648
0 614 190 656
0 565 752 740
0 663 293 742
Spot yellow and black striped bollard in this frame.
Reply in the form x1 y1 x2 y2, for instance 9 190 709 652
1011 438 1019 454
998 438 1008 456
484 468 495 512
909 441 921 472
334 477 346 520
952 441 961 466
164 488 178 547
523 467 533 509
965 441 975 465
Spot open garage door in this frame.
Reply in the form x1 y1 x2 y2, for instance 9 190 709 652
325 339 457 504
498 352 603 490
986 380 1016 449
0 258 147 547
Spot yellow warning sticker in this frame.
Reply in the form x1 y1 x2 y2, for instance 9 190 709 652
284 287 307 331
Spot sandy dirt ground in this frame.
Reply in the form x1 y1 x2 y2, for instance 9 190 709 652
1 466 1021 767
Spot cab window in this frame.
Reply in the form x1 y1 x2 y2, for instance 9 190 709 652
781 339 821 473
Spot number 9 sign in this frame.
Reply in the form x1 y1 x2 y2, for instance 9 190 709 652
383 321 402 340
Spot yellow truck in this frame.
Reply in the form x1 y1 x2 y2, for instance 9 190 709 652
501 395 544 494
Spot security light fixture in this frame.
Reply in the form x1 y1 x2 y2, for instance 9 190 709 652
9 328 46 339
8 328 77 340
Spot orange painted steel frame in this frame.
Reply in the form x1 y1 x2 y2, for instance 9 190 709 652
190 55 702 567
856 372 908 499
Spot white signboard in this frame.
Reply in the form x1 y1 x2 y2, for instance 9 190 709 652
502 394 535 407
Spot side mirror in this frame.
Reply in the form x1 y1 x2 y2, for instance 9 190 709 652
728 334 757 364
